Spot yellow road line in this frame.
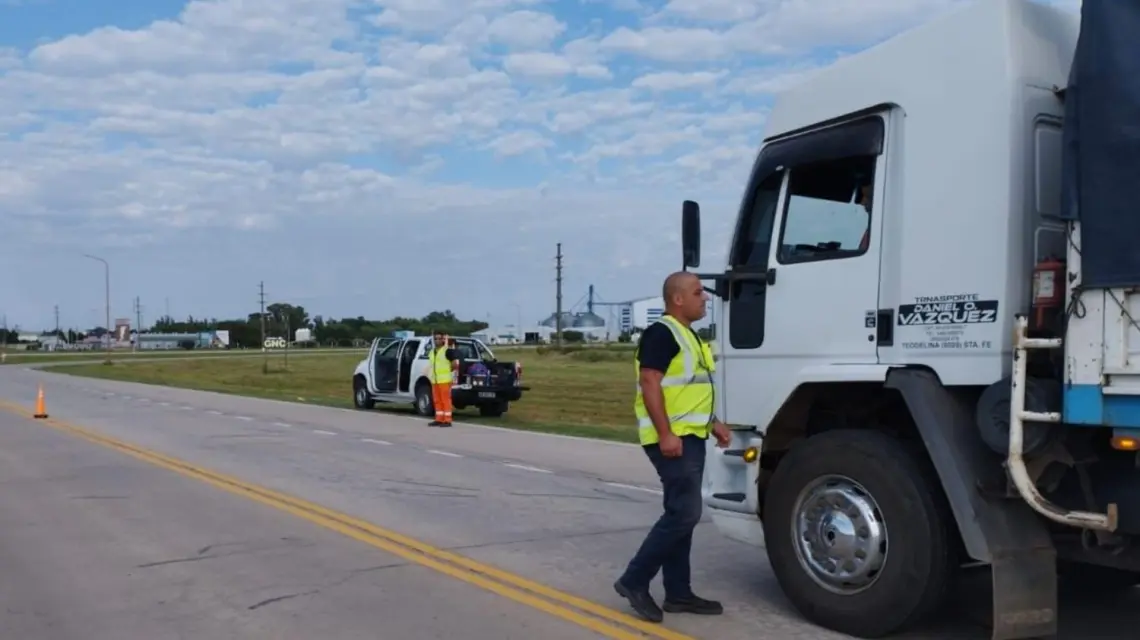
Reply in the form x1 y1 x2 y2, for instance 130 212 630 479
0 400 697 640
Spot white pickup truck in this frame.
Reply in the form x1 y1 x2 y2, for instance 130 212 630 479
351 335 527 418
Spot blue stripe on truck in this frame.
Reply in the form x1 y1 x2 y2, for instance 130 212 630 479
1063 384 1140 428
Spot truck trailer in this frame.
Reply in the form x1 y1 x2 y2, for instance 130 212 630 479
680 1 1140 638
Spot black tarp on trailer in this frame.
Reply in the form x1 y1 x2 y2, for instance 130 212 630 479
1060 0 1140 288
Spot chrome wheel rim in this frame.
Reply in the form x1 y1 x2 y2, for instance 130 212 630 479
355 387 366 405
791 474 888 595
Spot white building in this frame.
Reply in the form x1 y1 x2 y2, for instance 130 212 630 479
616 297 715 334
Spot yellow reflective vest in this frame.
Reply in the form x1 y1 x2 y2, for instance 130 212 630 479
633 314 715 446
430 346 453 384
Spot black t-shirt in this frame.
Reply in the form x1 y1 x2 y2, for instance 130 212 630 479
637 321 702 373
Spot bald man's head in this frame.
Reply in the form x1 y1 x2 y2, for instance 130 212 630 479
662 271 708 324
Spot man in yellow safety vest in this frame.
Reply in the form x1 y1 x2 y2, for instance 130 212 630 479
614 271 730 623
428 330 456 427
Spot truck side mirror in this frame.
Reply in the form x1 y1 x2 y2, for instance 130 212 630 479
682 200 701 269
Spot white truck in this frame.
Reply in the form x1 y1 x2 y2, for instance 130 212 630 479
351 335 527 418
681 1 1140 638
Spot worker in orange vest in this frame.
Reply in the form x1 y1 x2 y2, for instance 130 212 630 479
428 330 456 427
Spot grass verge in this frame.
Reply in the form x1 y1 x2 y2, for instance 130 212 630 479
0 347 365 366
51 345 638 442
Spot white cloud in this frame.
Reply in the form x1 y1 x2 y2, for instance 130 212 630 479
485 10 566 49
0 0 1083 328
631 70 726 92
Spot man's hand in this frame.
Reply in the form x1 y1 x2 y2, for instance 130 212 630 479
659 432 683 458
712 420 731 448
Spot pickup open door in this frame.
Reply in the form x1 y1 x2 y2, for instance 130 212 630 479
370 339 402 394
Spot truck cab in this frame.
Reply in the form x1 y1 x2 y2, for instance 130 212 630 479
352 335 526 418
679 1 1140 638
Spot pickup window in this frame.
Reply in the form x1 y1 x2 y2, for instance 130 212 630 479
452 341 480 360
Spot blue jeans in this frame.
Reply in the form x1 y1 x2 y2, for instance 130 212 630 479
619 434 706 600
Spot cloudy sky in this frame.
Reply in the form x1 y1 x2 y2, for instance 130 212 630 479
0 0 1080 332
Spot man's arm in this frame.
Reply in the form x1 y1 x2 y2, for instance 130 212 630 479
637 325 680 440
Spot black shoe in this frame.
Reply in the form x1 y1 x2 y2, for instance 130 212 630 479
613 580 663 623
428 421 442 427
439 422 453 427
662 594 723 615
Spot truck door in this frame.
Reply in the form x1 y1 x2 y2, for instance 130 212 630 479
397 339 420 393
370 340 402 394
719 115 886 435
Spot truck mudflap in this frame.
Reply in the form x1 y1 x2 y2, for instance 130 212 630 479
886 368 1058 640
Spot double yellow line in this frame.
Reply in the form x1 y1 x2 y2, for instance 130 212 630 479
0 400 696 640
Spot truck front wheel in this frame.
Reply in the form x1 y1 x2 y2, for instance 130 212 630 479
763 429 956 638
353 376 374 410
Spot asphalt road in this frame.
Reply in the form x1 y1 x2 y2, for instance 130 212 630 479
0 365 1134 639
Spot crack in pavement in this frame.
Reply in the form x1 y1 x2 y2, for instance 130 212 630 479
244 562 408 611
447 525 652 552
138 537 315 569
507 490 640 503
247 589 321 610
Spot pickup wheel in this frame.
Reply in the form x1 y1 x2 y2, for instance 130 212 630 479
353 376 374 410
478 401 508 418
414 382 434 417
763 429 955 638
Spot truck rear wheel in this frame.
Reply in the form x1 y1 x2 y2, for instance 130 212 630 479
763 429 956 638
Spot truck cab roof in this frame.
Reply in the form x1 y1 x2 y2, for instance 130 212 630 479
764 0 1078 140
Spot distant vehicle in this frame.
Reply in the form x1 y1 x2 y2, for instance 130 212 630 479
352 335 528 418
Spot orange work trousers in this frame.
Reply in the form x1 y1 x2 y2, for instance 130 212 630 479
431 383 453 424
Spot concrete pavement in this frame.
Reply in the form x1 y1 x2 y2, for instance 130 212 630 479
0 365 1134 639
0 410 610 640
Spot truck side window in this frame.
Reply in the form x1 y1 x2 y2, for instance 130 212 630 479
731 171 785 269
776 155 876 264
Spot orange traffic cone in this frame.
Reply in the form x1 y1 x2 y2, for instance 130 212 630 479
33 384 48 419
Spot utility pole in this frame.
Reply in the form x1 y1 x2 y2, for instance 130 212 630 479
284 313 290 370
1 313 7 363
259 281 268 374
133 297 143 352
555 243 563 348
54 305 60 335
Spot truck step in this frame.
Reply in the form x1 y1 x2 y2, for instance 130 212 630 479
710 492 746 502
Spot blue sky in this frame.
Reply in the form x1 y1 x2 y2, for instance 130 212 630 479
0 0 1079 331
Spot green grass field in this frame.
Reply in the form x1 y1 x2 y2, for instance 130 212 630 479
51 345 637 441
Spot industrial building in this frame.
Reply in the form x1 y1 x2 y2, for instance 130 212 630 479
132 330 230 350
533 285 715 342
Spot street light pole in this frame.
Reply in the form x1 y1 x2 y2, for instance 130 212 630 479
83 254 111 364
